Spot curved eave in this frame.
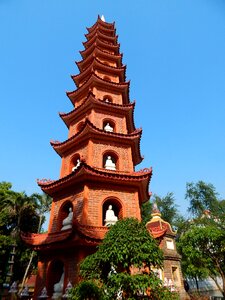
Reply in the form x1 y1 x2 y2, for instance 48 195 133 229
76 48 123 73
72 58 125 88
146 219 176 238
60 92 135 131
87 17 115 33
21 223 108 250
80 37 120 59
83 31 118 48
85 25 116 40
67 73 129 105
37 161 152 201
51 119 142 164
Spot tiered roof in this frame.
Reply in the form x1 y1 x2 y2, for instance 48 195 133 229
67 73 129 105
72 58 125 87
37 160 152 201
59 92 134 131
146 204 176 239
23 16 152 249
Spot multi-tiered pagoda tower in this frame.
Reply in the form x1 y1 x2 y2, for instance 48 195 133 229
23 16 152 298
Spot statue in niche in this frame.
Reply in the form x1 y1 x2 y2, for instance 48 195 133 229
105 205 118 226
61 207 73 231
72 159 81 172
52 271 64 299
104 123 113 132
104 156 116 170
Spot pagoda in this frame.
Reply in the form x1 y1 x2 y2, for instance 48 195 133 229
146 204 189 299
22 16 152 298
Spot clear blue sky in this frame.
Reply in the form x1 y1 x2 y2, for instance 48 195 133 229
0 0 225 217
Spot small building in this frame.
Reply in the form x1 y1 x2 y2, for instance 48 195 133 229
146 204 189 299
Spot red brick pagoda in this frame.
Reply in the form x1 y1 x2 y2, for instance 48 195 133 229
22 16 152 298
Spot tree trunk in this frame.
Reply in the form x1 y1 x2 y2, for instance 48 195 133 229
210 275 224 296
194 275 199 292
19 214 43 293
222 273 225 297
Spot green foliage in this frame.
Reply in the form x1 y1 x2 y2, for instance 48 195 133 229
141 201 152 225
141 193 181 227
69 281 104 300
186 181 219 217
153 193 179 225
0 182 52 285
178 224 225 277
105 272 179 300
81 218 163 278
78 218 177 300
177 181 225 295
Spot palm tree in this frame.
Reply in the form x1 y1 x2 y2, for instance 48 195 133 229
1 190 38 235
20 193 52 292
0 186 39 285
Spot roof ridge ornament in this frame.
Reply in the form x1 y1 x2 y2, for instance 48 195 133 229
101 15 105 22
152 202 161 217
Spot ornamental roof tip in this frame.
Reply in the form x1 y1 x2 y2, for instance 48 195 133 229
37 178 54 185
50 139 61 144
137 167 152 173
152 202 161 214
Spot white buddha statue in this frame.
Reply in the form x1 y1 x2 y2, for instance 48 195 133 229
52 271 64 299
104 123 113 132
104 156 116 170
105 205 118 226
61 208 73 231
72 159 81 172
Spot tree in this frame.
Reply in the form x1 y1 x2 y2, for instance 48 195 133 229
20 192 52 292
141 193 181 227
71 218 179 300
177 222 225 296
186 181 220 218
0 182 50 286
177 181 225 296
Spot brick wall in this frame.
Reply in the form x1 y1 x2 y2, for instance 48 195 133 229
87 186 140 226
93 86 122 104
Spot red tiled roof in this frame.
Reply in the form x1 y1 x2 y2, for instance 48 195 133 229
87 16 115 33
72 58 125 88
67 72 129 105
85 25 116 40
50 118 142 164
37 161 152 201
76 47 123 72
83 31 118 48
59 92 135 131
21 221 109 249
146 219 175 238
80 38 120 59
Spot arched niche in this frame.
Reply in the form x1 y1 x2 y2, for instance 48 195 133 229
103 95 113 103
47 259 64 297
103 119 115 133
76 121 85 133
70 153 81 172
103 151 118 171
102 198 123 226
103 75 111 82
57 201 73 231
